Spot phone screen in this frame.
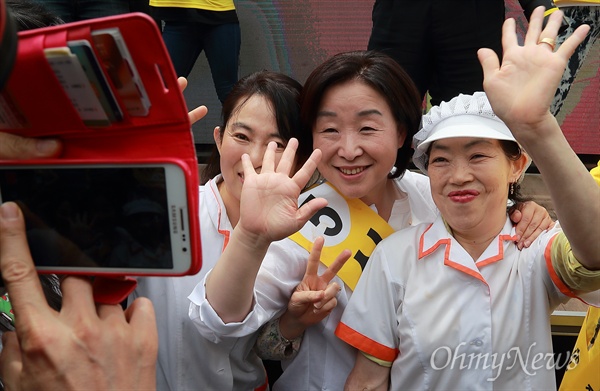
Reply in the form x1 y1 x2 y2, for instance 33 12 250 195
0 166 176 270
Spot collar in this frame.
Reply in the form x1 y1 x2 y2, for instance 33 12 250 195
418 216 518 284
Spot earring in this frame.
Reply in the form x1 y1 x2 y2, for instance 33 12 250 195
509 182 515 197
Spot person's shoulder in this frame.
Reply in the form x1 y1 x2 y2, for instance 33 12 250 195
376 222 428 256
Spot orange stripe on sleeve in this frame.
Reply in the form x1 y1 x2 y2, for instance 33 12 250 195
545 234 578 299
335 322 398 362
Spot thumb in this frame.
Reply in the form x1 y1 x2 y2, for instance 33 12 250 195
477 48 500 81
0 133 62 159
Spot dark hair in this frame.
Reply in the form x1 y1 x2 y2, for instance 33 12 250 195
7 0 63 31
201 70 303 182
298 50 422 179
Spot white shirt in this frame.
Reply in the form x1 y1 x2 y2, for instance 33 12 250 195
338 216 600 391
131 176 266 391
189 171 438 390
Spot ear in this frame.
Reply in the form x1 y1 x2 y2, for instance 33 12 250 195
510 152 530 183
213 126 222 153
396 125 407 149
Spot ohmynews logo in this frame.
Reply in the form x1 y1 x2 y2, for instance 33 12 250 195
430 343 577 381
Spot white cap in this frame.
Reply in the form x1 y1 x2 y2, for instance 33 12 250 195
412 92 521 174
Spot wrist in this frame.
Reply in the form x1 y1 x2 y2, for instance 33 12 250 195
279 311 307 340
231 224 272 255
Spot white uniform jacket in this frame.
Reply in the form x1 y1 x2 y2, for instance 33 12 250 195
189 171 438 390
338 215 600 391
132 176 266 391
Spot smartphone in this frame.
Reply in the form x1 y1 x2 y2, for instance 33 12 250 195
0 163 193 275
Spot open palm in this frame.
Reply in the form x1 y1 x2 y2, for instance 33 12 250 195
237 139 327 243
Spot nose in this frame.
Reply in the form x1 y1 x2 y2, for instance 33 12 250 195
448 160 474 185
246 144 266 171
337 132 363 160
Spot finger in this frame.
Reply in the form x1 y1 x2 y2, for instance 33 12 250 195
306 237 324 277
261 142 277 173
0 203 53 327
320 282 341 303
60 275 97 320
518 214 543 247
320 249 351 283
292 148 321 190
276 138 298 175
500 17 518 53
188 105 208 125
296 197 328 228
314 297 337 314
241 153 256 181
314 283 340 310
525 7 545 46
478 48 500 81
0 332 23 389
289 290 324 308
177 76 188 92
540 9 564 41
124 297 158 363
0 133 62 160
556 24 590 59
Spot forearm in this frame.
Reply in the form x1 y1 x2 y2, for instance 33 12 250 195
517 118 600 269
344 352 390 391
205 227 271 323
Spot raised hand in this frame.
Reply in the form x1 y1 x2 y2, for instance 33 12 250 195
236 138 327 245
0 202 158 390
279 237 351 339
478 7 590 131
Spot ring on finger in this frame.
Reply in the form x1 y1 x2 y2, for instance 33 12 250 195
537 37 556 51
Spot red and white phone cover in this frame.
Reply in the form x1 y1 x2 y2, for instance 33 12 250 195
0 13 202 303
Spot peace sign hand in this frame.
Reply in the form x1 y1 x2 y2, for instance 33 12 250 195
279 237 351 339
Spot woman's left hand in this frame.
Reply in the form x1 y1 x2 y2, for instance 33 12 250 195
478 7 589 136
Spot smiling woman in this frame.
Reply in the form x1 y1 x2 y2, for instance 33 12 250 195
339 8 600 391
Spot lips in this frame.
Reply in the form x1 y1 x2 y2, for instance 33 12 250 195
448 189 479 203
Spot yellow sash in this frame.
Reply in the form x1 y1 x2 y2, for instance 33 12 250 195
289 182 394 290
559 307 600 390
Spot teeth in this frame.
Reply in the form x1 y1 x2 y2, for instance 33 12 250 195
340 167 364 175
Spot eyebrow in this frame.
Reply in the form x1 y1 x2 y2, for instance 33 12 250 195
431 138 495 151
229 122 282 139
316 109 383 119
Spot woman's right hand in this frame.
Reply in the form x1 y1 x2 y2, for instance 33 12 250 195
236 138 327 245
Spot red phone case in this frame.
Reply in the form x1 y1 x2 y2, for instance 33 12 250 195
1 13 202 301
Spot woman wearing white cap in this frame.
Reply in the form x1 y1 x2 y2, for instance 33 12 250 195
338 7 600 390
